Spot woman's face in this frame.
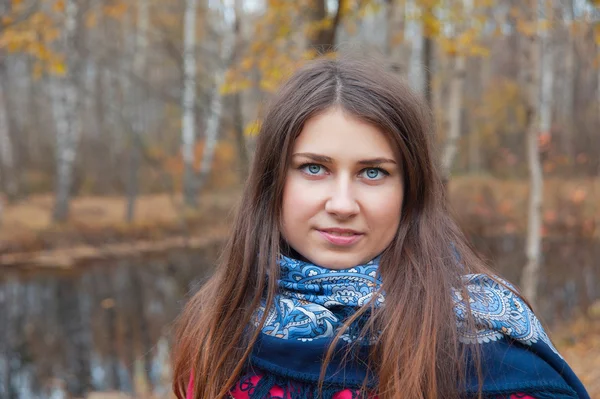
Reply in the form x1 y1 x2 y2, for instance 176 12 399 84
281 107 404 269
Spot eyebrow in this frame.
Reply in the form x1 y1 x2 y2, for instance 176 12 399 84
292 152 397 165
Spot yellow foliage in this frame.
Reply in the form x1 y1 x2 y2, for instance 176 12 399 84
50 61 67 76
422 13 441 37
32 62 43 80
86 10 99 28
2 15 14 26
220 71 252 95
227 0 348 95
471 78 527 152
538 19 552 33
516 20 536 37
469 45 489 57
244 120 262 137
475 0 495 7
104 3 128 19
439 37 458 56
240 57 254 71
439 27 489 58
359 1 381 17
0 6 61 79
53 0 65 13
509 6 520 19
47 28 61 42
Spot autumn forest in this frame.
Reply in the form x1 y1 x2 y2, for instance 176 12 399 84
1 0 600 398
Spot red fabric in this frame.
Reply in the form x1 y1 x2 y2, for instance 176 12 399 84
186 373 537 399
186 373 194 399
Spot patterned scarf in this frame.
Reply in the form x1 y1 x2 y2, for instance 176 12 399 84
255 255 383 341
243 255 590 399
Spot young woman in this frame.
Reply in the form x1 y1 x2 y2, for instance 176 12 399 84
171 57 590 399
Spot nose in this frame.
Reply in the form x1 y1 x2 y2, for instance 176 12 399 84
325 177 359 219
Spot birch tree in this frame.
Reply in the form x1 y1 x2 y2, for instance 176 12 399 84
441 0 472 183
124 0 150 222
385 0 408 74
0 58 18 201
231 0 249 181
422 8 434 108
406 0 425 94
520 0 545 308
0 0 18 202
196 7 235 193
561 0 576 161
308 0 345 53
181 0 199 207
539 5 554 139
51 0 81 222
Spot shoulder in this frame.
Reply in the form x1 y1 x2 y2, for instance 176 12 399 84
451 273 560 356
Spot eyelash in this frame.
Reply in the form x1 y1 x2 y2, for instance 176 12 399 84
298 163 390 179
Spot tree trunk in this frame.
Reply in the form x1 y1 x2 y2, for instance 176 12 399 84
125 137 141 223
0 57 18 201
124 0 150 222
101 273 120 391
442 55 467 182
422 35 433 108
57 277 92 396
597 35 600 176
232 0 249 182
129 267 154 393
385 0 407 74
196 37 234 192
539 18 554 136
468 117 481 172
182 0 199 207
407 0 425 95
441 0 473 183
308 0 344 53
469 55 488 173
52 0 81 222
520 0 543 309
421 2 435 109
561 0 575 163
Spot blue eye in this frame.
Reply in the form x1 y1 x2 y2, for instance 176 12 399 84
308 165 321 174
362 168 388 180
300 164 325 175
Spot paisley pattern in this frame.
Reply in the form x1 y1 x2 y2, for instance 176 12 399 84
228 257 590 399
256 255 384 341
452 274 561 356
258 255 557 358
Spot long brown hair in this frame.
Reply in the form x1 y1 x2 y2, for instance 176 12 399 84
172 56 493 399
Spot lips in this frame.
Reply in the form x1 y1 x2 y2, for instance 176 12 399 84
317 228 364 246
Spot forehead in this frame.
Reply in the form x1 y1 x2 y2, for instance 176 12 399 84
292 108 396 159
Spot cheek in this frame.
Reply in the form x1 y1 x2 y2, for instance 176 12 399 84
368 186 403 232
281 177 319 230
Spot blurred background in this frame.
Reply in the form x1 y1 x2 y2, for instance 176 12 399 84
1 0 600 398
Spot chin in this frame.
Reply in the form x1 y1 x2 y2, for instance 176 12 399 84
310 251 369 270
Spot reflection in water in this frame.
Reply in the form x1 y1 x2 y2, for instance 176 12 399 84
0 245 221 399
0 236 598 398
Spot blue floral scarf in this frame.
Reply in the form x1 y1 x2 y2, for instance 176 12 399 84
254 255 383 341
244 255 590 399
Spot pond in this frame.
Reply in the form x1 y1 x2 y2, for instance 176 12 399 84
1 234 598 398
